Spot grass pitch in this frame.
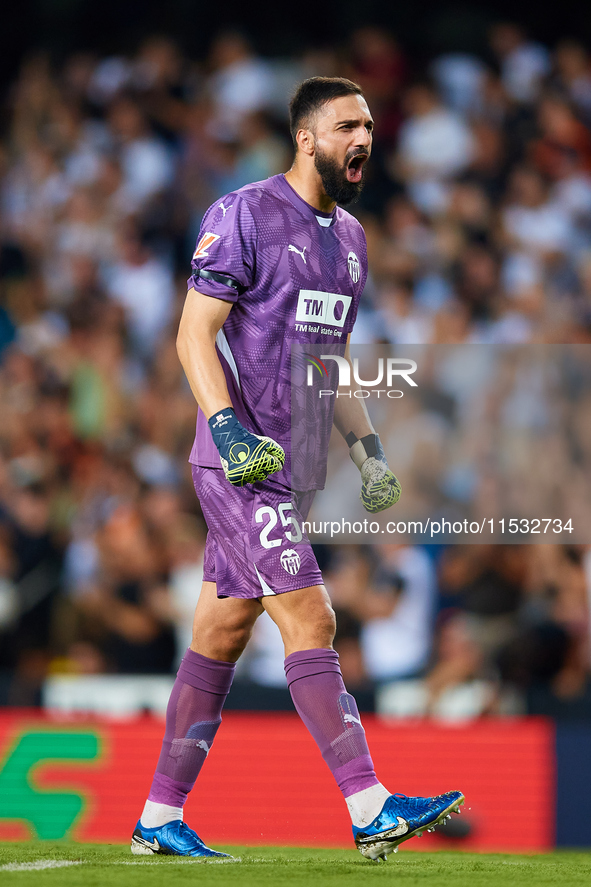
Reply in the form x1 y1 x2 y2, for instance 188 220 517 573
1 843 590 887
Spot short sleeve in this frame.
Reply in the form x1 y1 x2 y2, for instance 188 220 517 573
187 194 256 303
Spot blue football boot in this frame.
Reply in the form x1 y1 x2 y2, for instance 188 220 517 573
131 819 232 859
353 790 465 860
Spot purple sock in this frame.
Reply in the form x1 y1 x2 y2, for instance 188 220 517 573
148 649 235 807
285 648 378 798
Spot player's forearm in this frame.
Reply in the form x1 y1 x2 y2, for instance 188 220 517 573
333 393 375 441
176 289 233 419
333 347 375 440
177 332 232 419
177 289 284 486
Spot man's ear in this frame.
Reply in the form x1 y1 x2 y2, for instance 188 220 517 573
295 128 315 157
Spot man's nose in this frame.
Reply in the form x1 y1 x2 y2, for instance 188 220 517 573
356 127 371 148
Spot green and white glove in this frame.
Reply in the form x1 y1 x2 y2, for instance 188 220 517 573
346 432 401 514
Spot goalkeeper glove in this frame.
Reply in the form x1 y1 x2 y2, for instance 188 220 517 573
209 408 285 486
346 432 401 514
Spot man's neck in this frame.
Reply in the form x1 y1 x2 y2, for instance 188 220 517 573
284 164 336 214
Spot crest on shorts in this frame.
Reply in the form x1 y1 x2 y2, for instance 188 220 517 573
193 232 220 260
280 548 301 576
347 251 360 283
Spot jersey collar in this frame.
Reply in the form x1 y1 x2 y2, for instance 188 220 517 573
276 174 336 227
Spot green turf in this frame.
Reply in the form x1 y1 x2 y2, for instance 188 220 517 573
1 844 590 887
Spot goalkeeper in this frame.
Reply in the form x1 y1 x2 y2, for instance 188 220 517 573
132 76 462 863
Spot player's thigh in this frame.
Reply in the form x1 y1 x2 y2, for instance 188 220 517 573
190 581 263 661
261 584 336 656
193 464 323 598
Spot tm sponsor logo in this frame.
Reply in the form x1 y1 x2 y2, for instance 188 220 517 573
295 290 351 333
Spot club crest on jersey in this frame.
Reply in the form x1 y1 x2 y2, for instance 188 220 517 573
193 232 220 260
280 548 301 576
348 251 360 283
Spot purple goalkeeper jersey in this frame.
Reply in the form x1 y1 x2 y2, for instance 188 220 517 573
187 173 368 490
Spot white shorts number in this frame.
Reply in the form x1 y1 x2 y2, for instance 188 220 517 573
278 502 303 544
255 502 303 549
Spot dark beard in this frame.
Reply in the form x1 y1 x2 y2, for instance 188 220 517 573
314 147 366 206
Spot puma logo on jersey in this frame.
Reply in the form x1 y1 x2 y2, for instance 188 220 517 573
219 202 232 217
343 713 363 727
193 233 220 260
288 244 307 264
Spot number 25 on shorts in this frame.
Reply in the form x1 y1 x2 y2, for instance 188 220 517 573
255 503 303 549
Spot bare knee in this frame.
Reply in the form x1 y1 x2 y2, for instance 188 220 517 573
191 614 256 661
283 602 336 654
195 630 251 661
263 586 337 656
190 584 262 662
314 603 337 646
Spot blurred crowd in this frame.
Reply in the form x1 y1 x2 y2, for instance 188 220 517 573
314 343 591 543
0 23 591 717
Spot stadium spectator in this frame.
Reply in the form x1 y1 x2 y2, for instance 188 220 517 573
431 53 487 116
358 545 437 683
394 82 475 214
206 31 272 140
346 27 406 145
489 22 550 105
104 226 175 360
553 41 591 125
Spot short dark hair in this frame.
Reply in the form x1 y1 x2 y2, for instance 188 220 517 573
289 76 363 146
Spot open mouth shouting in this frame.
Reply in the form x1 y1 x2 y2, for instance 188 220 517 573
314 143 370 205
346 151 369 183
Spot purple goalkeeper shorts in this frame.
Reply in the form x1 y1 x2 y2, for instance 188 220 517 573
192 465 323 599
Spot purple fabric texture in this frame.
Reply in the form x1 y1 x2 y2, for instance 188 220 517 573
285 648 378 798
193 464 322 599
187 174 368 492
148 649 235 807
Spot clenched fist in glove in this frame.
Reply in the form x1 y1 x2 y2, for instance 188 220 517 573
346 432 401 514
209 408 285 486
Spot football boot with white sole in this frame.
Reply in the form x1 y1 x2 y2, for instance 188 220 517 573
131 819 231 859
353 790 465 861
